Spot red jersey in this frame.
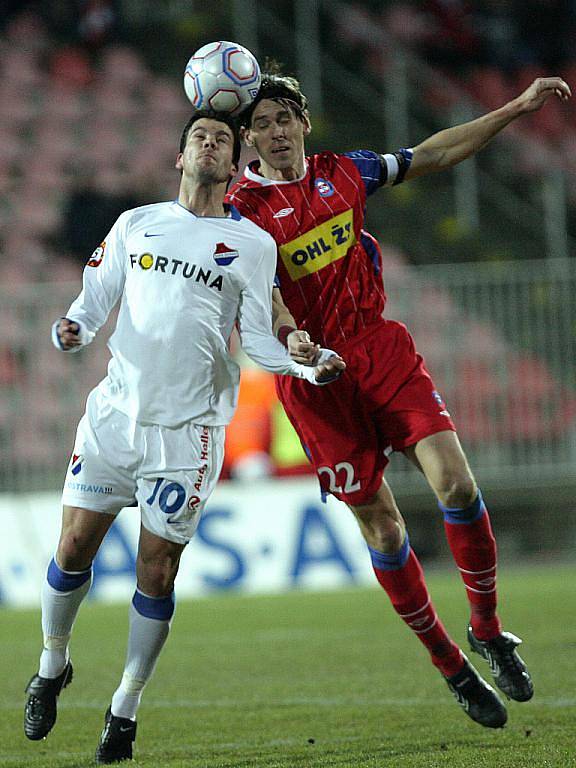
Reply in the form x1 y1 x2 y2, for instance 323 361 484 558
227 150 403 349
228 149 455 504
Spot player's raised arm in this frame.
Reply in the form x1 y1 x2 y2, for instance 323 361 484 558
52 213 128 353
405 77 571 180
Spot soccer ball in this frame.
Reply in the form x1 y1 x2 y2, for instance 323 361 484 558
184 41 261 116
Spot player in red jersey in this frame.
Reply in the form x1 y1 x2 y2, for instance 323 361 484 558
228 70 571 727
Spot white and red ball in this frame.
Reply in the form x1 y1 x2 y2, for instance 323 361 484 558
184 41 261 116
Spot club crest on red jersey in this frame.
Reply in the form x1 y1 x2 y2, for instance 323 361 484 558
315 178 334 197
213 242 239 266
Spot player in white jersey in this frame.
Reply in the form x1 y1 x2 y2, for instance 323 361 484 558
24 110 345 764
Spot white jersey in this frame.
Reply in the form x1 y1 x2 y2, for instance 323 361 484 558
56 200 323 427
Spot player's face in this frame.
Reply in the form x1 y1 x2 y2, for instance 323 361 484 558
244 99 310 179
176 118 237 185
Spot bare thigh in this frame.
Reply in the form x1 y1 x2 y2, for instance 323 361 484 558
404 430 477 508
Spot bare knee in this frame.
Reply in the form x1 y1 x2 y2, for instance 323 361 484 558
349 484 406 554
57 526 100 571
137 546 182 597
436 473 478 510
56 506 114 571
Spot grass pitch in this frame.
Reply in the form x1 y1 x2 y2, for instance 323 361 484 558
1 564 574 768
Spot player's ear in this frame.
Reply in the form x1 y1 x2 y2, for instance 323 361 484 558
303 113 312 136
175 152 184 171
241 126 254 147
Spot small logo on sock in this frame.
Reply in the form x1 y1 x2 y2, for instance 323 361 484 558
409 616 431 629
475 576 497 587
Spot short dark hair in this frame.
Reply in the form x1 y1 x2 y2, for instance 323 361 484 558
239 69 309 128
179 110 242 165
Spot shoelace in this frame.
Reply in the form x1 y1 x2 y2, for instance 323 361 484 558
26 696 44 718
489 640 522 674
461 676 486 698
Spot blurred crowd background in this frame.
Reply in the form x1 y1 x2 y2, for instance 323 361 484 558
2 1 576 279
1 1 575 559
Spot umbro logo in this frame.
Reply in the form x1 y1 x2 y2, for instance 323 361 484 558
144 232 164 237
273 207 294 218
476 576 496 586
409 617 431 629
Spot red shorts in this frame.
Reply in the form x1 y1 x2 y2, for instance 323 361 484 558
276 318 456 504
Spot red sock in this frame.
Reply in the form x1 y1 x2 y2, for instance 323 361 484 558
444 506 502 641
372 547 463 677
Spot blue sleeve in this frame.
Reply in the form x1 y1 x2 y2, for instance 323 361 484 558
344 148 413 195
343 150 383 197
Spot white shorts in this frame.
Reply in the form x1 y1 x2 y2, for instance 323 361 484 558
62 388 225 544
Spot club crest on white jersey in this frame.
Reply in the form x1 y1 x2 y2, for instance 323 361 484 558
213 242 239 266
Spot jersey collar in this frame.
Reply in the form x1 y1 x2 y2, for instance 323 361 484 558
171 200 242 220
243 159 308 186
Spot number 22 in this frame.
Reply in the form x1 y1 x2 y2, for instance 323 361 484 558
317 461 360 494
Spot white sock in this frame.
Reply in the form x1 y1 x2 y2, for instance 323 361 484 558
39 561 92 678
111 601 172 720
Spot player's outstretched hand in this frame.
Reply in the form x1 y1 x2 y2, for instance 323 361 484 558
517 77 571 113
57 318 82 350
313 352 346 384
287 329 320 365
